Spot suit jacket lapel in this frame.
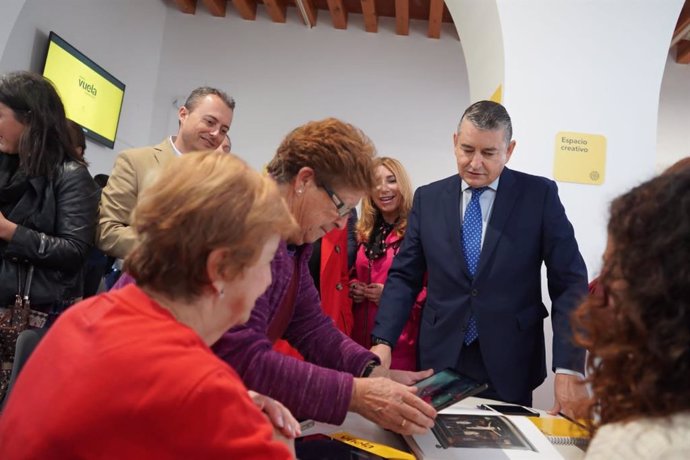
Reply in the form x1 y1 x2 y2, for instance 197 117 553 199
443 176 471 279
153 139 176 165
476 167 518 278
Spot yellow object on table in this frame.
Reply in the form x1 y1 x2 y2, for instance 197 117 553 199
527 416 590 448
330 431 416 460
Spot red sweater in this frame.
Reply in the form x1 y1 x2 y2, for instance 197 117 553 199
0 285 292 460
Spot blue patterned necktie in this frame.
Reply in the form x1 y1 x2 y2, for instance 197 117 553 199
462 187 488 345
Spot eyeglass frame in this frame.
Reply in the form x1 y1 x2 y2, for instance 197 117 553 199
319 182 354 218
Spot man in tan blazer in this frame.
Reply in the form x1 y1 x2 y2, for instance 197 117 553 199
97 87 235 259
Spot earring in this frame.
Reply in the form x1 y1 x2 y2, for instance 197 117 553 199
297 189 303 195
215 283 225 298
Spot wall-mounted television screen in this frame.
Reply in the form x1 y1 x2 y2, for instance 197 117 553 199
42 31 125 149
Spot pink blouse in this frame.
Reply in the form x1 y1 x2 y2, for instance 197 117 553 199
351 231 426 371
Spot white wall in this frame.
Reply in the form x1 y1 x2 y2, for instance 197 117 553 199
496 0 683 409
499 0 681 275
0 0 168 176
151 6 467 190
0 0 27 55
657 52 690 171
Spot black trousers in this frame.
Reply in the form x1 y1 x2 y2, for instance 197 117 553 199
456 339 533 407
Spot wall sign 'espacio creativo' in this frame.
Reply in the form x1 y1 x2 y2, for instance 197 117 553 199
554 132 607 185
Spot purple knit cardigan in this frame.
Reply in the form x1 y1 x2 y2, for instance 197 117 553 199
212 241 378 424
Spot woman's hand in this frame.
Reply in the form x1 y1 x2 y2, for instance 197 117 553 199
0 211 18 242
349 280 366 303
350 377 436 435
248 390 301 439
363 283 384 304
389 368 434 385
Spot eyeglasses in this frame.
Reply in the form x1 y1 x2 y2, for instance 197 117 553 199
320 183 353 218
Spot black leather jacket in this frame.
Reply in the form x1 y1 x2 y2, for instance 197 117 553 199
0 161 99 307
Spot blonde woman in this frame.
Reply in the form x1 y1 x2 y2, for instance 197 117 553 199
350 157 426 370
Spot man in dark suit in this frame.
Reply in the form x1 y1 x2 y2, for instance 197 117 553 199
371 101 588 415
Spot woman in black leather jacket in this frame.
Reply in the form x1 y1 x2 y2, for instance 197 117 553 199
0 71 99 325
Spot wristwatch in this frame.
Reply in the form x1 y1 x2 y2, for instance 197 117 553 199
362 361 379 377
370 336 392 348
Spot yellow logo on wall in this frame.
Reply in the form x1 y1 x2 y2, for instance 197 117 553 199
554 132 606 185
490 85 502 103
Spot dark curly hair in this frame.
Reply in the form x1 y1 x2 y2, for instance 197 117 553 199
573 170 690 433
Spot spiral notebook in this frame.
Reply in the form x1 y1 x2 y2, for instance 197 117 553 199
527 416 590 450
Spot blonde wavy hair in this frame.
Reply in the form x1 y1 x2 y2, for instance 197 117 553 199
356 157 413 243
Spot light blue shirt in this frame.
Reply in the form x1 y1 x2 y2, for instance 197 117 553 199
460 177 500 249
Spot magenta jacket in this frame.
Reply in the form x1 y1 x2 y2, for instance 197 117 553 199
351 231 426 371
212 241 378 424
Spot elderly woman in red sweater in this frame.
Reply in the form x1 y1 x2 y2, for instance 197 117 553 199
0 152 299 459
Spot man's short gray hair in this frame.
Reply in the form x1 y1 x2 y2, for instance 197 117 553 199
458 100 512 145
184 86 235 111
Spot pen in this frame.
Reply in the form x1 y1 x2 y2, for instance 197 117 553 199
557 411 588 430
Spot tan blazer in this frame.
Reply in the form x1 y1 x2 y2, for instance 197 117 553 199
96 139 177 259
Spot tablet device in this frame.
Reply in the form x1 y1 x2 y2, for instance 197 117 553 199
414 368 488 411
478 403 540 417
295 434 387 460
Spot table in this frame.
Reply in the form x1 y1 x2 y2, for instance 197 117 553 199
301 397 585 459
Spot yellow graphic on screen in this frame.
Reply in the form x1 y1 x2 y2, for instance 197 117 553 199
554 132 606 185
43 42 123 142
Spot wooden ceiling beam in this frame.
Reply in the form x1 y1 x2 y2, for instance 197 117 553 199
264 0 287 23
202 0 227 16
361 0 378 33
428 0 443 38
677 39 690 64
395 0 409 36
327 0 348 30
232 0 257 20
296 0 318 27
173 0 197 14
